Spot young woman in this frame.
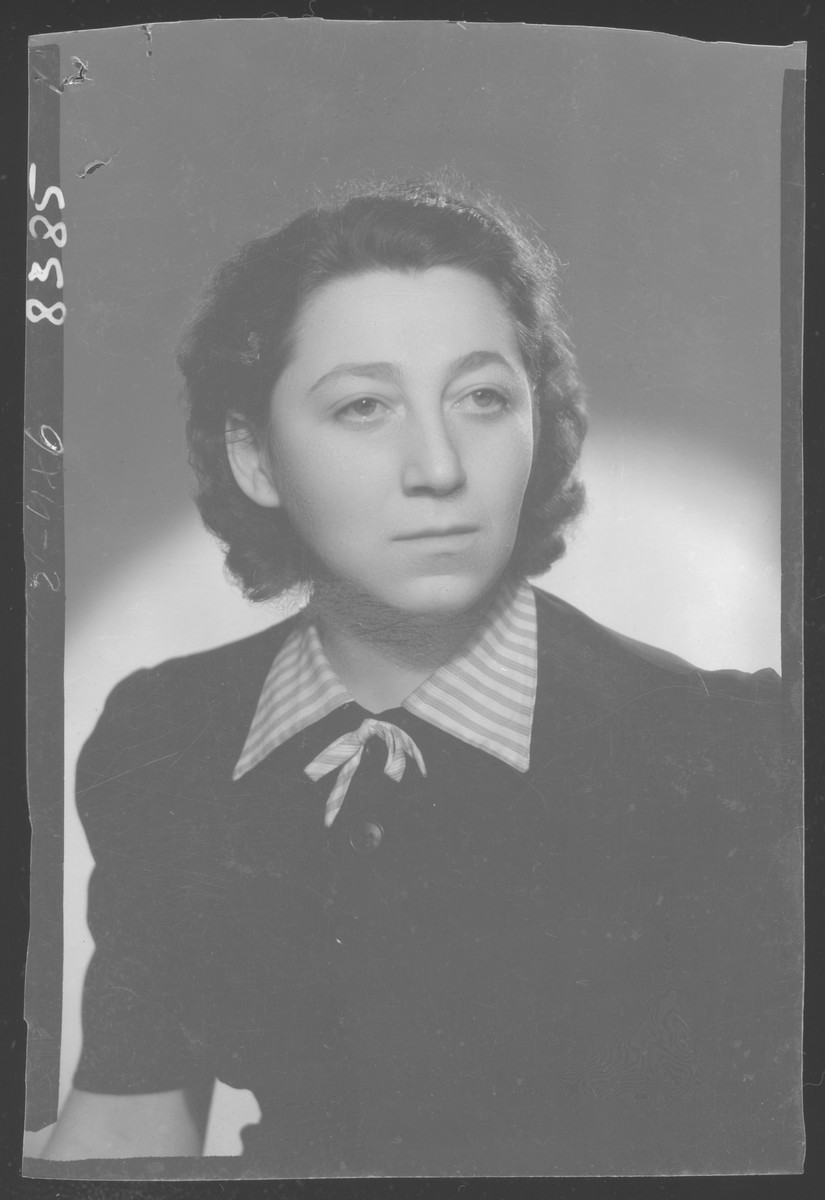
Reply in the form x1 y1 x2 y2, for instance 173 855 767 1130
43 182 798 1176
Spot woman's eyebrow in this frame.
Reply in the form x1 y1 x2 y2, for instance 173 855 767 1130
445 350 518 380
308 362 402 394
308 351 518 396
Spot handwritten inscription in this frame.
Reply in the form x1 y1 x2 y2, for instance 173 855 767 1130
28 257 64 288
25 427 63 591
27 164 66 325
26 161 65 592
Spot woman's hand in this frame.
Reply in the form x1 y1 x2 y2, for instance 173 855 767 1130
40 1083 211 1159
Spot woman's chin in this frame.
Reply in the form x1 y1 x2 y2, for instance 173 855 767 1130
369 573 503 618
311 563 510 620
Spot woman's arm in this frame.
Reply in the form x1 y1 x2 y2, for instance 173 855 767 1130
59 669 219 1162
40 1083 212 1160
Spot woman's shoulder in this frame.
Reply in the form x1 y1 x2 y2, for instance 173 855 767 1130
530 588 791 821
531 585 781 708
98 614 300 721
76 616 300 823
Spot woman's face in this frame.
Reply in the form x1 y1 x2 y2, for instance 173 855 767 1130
260 267 535 615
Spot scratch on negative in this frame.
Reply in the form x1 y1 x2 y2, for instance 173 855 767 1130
76 152 119 179
55 56 91 92
166 722 215 769
75 751 183 795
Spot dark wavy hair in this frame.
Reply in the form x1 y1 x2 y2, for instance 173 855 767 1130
177 179 587 602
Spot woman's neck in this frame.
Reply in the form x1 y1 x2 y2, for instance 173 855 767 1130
308 582 498 714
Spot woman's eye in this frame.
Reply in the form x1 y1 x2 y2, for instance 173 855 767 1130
461 388 508 414
336 397 385 422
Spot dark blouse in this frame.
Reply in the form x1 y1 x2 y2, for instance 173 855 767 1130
72 589 803 1177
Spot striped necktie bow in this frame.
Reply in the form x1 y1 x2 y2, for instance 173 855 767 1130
304 717 428 827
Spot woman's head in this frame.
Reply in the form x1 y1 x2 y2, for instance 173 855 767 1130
178 179 587 608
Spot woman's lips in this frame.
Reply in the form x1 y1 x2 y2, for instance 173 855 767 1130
393 525 479 541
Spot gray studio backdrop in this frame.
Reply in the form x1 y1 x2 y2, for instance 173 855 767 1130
29 19 803 1155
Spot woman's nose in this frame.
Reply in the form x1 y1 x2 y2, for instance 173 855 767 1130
400 413 467 496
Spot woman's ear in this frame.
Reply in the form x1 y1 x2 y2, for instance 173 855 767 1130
225 416 281 509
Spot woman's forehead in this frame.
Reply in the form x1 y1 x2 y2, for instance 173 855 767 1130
286 266 524 378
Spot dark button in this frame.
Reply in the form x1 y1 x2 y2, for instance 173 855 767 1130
349 820 383 854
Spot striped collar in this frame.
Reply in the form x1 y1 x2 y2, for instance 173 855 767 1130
232 578 538 780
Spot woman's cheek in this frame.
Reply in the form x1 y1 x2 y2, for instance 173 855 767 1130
491 428 533 507
277 436 344 517
292 465 376 554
